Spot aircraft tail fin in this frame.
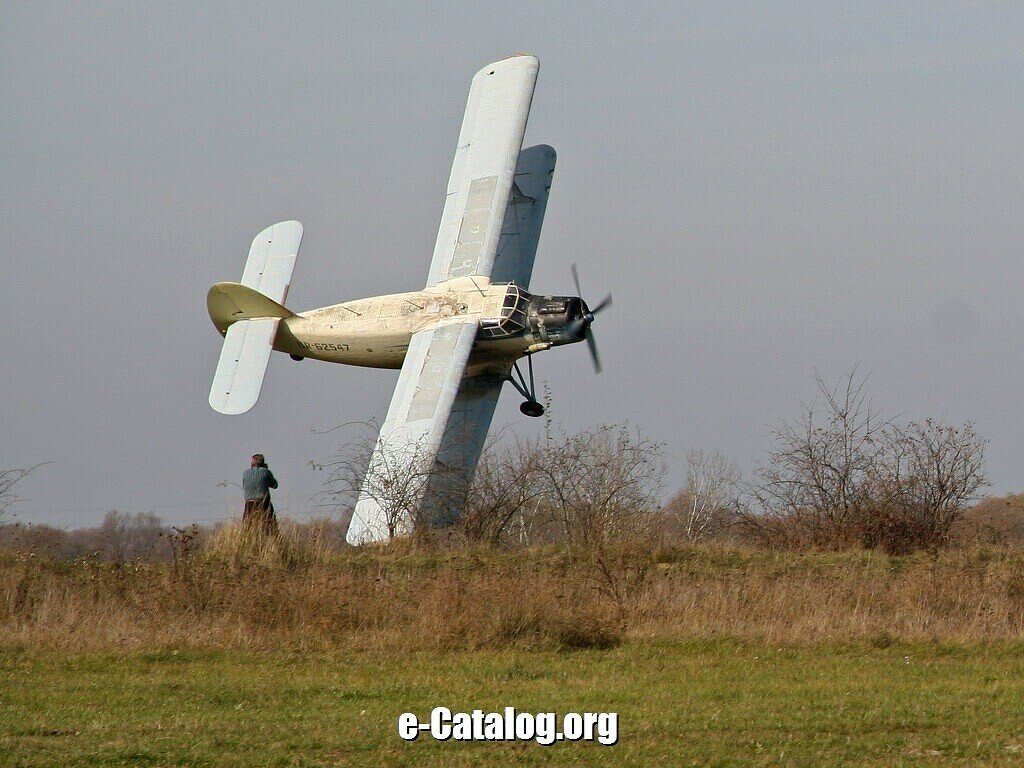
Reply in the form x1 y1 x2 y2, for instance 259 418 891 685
207 221 302 415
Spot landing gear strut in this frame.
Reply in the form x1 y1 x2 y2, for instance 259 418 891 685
507 355 545 418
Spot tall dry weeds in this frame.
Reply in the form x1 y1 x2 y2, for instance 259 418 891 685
3 531 1024 653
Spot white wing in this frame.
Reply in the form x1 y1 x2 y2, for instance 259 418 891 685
425 55 539 287
421 372 505 523
490 144 556 289
347 318 480 544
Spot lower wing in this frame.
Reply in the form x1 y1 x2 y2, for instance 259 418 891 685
347 318 481 545
422 372 505 527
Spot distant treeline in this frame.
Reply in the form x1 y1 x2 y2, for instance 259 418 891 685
1 491 1022 565
0 512 351 563
3 370 1023 559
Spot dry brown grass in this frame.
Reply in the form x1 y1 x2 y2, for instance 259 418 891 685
634 546 1024 644
3 525 1024 653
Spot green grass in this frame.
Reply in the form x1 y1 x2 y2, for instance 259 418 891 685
3 640 1024 767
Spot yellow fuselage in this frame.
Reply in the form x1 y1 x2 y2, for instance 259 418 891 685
272 277 542 376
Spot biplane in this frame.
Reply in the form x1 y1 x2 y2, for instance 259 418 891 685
207 54 609 544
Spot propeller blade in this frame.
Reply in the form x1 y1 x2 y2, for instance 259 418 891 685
590 294 613 315
570 264 606 374
571 262 583 298
585 328 602 374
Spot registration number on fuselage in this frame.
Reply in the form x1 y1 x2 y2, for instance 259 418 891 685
298 341 350 353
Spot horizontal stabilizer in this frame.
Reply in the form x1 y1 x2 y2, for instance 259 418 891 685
206 221 301 416
209 318 279 415
207 282 294 335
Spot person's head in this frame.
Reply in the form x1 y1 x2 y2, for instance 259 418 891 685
251 453 266 468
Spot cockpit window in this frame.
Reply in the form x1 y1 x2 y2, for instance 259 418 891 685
481 285 531 338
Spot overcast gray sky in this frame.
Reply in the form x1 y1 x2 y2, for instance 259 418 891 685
2 1 1022 528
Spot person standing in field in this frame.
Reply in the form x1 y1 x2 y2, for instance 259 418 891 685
242 453 279 535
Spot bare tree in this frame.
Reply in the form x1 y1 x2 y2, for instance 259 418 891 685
99 510 129 561
457 435 545 546
871 419 987 551
316 423 444 543
533 425 665 547
749 369 887 547
0 466 41 524
317 421 666 549
665 451 742 542
98 510 167 561
747 369 987 552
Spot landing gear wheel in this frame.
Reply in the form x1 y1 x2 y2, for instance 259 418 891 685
508 358 544 417
520 401 545 418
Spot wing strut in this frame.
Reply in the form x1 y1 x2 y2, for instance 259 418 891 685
505 355 545 418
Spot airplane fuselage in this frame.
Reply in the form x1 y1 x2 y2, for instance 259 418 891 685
267 276 587 377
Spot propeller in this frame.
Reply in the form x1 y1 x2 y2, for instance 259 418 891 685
569 263 612 373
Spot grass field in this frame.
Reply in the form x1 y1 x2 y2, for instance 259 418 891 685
3 640 1024 767
4 539 1024 765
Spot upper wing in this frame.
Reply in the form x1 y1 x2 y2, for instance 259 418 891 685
490 145 556 289
425 55 539 287
347 318 480 544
